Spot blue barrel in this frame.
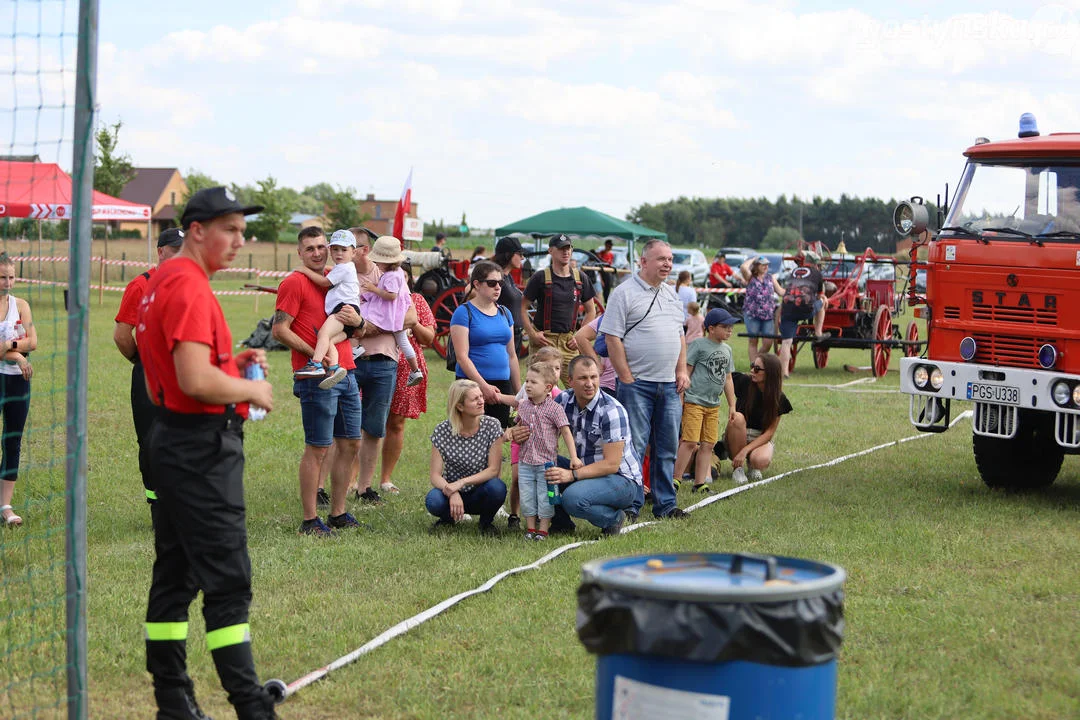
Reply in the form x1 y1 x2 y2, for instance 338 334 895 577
577 552 846 720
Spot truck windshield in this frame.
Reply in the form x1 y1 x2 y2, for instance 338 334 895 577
943 162 1080 239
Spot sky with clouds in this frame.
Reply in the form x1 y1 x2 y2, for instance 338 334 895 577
6 0 1080 230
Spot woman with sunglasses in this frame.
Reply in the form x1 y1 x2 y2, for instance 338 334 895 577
449 261 521 428
724 353 791 485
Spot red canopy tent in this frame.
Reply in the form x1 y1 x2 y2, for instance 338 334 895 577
0 160 151 221
0 160 154 263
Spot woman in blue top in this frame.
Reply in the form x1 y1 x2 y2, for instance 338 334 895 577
450 260 520 428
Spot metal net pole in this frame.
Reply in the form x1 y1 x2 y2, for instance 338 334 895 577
67 0 97 718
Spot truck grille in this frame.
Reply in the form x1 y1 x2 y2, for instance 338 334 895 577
971 304 1057 325
971 333 1058 368
944 306 961 319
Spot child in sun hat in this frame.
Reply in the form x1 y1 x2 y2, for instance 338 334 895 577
354 235 424 387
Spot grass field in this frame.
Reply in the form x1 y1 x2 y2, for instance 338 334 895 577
1 254 1079 719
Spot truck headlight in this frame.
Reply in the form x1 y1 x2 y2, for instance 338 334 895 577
1052 381 1072 407
929 368 944 390
913 366 929 389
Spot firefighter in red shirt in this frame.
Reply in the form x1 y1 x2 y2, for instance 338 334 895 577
137 187 277 720
113 227 184 518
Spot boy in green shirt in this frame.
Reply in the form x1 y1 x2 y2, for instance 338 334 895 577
674 308 737 492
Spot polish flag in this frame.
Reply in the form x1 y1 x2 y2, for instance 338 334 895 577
392 168 412 245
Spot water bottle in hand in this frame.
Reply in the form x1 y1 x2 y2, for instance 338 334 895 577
245 363 267 421
545 461 561 505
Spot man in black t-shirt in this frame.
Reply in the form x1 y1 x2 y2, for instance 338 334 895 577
778 250 826 377
521 234 596 385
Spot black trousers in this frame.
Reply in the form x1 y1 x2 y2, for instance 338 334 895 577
146 412 269 714
130 361 157 501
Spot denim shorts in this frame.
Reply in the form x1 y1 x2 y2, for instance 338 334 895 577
743 315 773 339
353 356 398 438
293 371 362 447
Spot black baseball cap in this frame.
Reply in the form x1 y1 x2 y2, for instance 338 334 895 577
181 186 263 229
157 227 184 248
495 236 524 255
548 234 572 249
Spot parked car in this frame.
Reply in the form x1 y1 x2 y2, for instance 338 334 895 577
607 245 638 272
670 248 709 286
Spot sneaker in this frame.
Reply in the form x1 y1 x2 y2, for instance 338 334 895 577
602 510 626 536
358 488 384 505
298 517 334 537
625 510 639 525
524 529 537 541
316 488 331 508
691 484 712 494
479 523 500 537
732 467 748 485
748 469 763 482
379 482 401 495
407 370 424 387
352 344 366 359
318 365 348 390
327 512 361 529
534 531 548 541
672 477 681 492
294 361 326 381
663 508 689 520
507 514 521 530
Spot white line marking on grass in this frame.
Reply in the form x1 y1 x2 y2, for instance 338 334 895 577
270 409 973 702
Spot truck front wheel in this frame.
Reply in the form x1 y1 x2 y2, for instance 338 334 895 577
972 410 1063 491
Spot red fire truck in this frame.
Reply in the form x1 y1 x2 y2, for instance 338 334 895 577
895 114 1080 490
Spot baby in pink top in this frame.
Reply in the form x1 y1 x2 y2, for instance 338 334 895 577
356 236 423 387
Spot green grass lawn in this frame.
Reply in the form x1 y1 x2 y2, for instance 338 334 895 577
1 280 1078 719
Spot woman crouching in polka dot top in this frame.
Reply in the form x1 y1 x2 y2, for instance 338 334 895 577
425 379 506 535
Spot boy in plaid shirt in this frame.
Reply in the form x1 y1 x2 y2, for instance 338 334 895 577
511 363 582 540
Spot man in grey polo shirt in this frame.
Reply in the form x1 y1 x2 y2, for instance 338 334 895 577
602 239 690 520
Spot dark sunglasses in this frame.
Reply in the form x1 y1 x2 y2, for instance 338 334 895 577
479 278 502 288
749 364 764 373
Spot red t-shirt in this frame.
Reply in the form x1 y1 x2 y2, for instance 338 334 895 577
275 271 356 372
114 267 156 325
596 249 614 264
136 257 248 417
709 261 734 287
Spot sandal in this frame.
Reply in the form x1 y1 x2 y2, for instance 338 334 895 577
379 482 400 495
1 504 22 527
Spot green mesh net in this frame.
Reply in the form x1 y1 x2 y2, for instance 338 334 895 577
1 1 89 717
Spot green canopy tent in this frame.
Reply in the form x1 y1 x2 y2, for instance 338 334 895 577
495 206 666 257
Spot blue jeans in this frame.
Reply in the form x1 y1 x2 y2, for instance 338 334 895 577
518 463 554 520
743 315 773 338
425 479 508 527
352 357 398 438
560 473 636 529
293 373 362 447
616 379 681 518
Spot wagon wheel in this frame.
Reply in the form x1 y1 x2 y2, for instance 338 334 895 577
788 336 800 374
904 320 921 358
813 344 829 369
430 284 468 359
871 305 892 377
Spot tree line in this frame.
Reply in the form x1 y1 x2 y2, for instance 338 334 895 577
626 194 934 253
